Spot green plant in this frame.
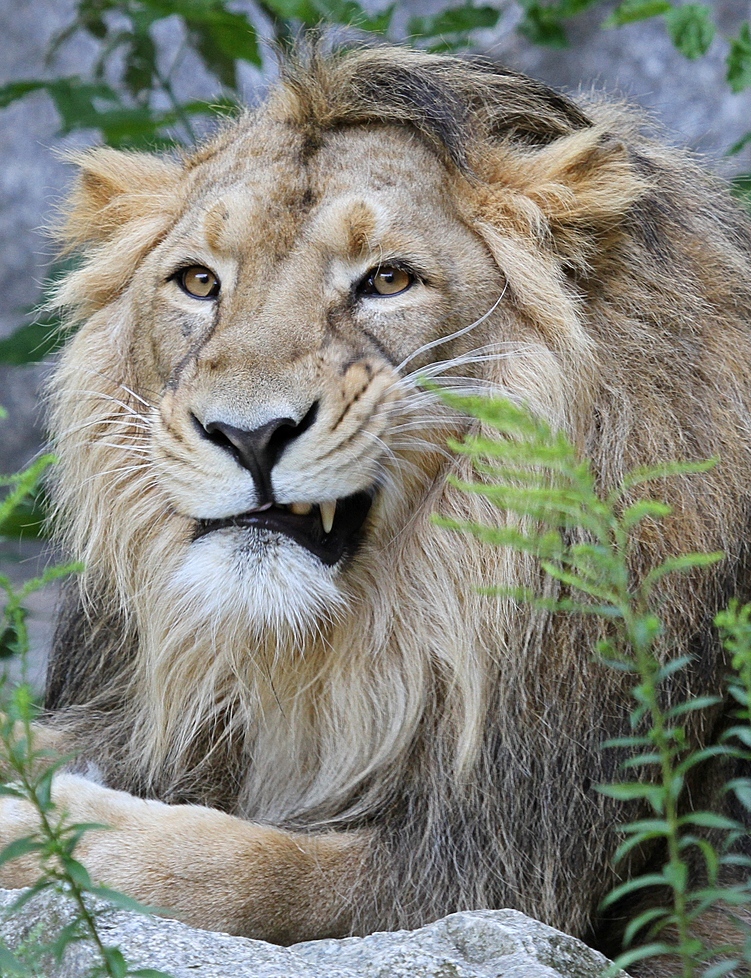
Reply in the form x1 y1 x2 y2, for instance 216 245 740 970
0 0 504 152
0 444 170 978
435 391 751 976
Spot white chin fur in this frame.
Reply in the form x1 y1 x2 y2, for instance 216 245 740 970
168 527 347 640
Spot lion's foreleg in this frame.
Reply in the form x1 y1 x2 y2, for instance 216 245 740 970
0 773 370 943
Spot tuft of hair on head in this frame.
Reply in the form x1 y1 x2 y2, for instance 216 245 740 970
267 38 593 175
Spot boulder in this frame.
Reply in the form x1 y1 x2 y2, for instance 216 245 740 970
0 889 627 978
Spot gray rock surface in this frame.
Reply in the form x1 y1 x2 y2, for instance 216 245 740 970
0 888 626 978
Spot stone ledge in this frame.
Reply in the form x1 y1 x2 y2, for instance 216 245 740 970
0 889 628 977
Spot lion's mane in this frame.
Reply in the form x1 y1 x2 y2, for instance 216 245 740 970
44 44 751 958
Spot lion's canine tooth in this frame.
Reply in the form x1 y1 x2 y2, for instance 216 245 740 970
290 502 313 516
320 500 336 534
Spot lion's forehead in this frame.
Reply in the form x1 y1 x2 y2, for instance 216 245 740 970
178 124 454 269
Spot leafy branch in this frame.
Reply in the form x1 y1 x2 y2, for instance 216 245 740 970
435 391 750 976
0 449 170 977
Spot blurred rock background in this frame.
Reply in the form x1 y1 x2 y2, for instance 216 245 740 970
1 0 750 681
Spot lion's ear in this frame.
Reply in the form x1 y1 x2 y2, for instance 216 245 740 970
473 127 648 273
53 148 184 317
468 130 649 358
58 147 184 251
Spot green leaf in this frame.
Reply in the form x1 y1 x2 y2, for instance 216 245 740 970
724 724 751 747
517 3 568 48
0 491 48 542
46 919 88 962
46 78 122 134
0 627 19 660
617 818 670 835
728 139 751 165
621 753 662 768
702 962 742 978
601 871 674 906
727 23 751 94
602 735 650 749
612 822 671 864
409 4 501 39
676 744 733 774
727 779 751 810
60 855 94 888
668 694 722 717
89 884 162 915
665 4 715 60
78 0 109 40
0 73 227 148
0 80 53 109
621 499 671 529
179 3 261 70
0 835 43 867
657 654 694 677
6 878 54 915
603 0 672 27
662 859 688 892
0 942 28 975
609 942 676 971
123 30 158 99
629 613 662 651
309 0 391 31
679 811 742 831
101 946 128 978
622 457 716 487
0 316 68 367
685 837 719 884
642 551 724 589
623 906 670 945
188 27 237 89
260 0 319 20
596 782 664 810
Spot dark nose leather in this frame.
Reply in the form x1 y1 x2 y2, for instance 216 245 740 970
201 403 318 502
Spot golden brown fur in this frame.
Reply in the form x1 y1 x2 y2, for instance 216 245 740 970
2 43 751 971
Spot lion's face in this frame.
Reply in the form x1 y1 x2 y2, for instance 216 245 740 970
113 123 503 632
51 44 645 658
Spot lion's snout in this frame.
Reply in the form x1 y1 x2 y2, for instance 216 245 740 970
199 402 320 503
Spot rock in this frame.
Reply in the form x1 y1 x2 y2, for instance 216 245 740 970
0 888 627 978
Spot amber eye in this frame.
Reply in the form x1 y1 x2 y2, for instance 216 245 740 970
361 265 413 297
176 265 220 299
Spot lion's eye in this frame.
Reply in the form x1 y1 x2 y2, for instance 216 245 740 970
360 265 413 297
176 266 220 300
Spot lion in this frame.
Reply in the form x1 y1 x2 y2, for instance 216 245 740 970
2 42 751 973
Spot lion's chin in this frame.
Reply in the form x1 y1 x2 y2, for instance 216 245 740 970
169 528 348 640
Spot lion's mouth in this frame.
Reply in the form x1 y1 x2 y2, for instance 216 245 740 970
193 490 374 565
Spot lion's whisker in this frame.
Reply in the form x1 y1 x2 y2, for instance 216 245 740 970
76 366 157 408
395 284 508 376
66 390 151 420
96 442 152 454
79 462 152 486
56 416 152 439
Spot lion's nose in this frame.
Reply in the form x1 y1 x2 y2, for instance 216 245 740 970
200 402 318 501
